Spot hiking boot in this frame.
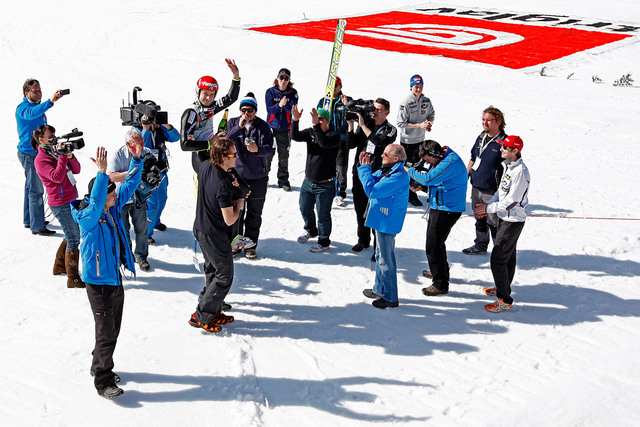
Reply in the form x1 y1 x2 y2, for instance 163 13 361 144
309 243 329 253
280 183 292 192
363 288 380 299
485 299 513 313
297 231 313 243
422 270 432 279
136 258 150 271
91 370 121 383
211 312 235 325
154 223 167 231
352 242 370 252
231 235 256 251
334 196 345 207
372 298 399 309
148 237 156 245
483 287 497 296
188 313 222 332
245 249 257 260
462 245 487 255
422 285 448 296
98 385 124 399
53 239 67 275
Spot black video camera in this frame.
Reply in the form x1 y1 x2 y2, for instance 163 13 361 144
49 128 85 155
133 153 168 208
120 86 168 127
345 98 376 121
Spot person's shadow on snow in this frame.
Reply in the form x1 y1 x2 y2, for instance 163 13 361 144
111 372 430 423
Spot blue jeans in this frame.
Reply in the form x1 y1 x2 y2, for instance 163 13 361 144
51 203 81 249
17 150 45 230
299 178 334 247
121 202 149 260
373 230 398 303
146 175 168 238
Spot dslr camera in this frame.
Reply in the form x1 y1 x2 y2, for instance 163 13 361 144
49 128 85 155
120 86 168 127
345 98 375 121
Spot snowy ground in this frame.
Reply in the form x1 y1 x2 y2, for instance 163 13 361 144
1 1 639 426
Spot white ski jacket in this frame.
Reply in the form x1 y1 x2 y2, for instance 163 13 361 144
486 158 530 222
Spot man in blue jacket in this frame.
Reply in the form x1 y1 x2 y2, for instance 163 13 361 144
15 78 66 235
225 92 274 259
72 140 143 399
407 140 467 296
358 144 410 308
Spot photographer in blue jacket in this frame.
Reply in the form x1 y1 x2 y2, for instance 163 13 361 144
358 144 410 309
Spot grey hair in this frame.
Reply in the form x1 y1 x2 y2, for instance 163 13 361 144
387 144 407 162
125 128 142 143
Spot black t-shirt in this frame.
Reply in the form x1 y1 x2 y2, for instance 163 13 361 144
194 162 234 235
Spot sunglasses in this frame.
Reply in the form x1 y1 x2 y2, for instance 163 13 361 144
278 75 289 81
225 152 239 158
240 108 255 113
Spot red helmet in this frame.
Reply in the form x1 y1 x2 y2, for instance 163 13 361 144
196 76 218 95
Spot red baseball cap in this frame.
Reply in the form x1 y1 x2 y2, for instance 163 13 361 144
498 135 524 151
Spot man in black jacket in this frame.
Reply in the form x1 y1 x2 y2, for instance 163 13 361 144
291 105 340 253
346 98 397 252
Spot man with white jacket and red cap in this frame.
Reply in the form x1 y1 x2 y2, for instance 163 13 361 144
474 135 530 313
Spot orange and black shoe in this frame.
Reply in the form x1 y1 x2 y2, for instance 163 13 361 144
189 313 222 332
211 312 234 325
483 287 497 296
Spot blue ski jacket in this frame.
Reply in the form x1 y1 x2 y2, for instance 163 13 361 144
358 161 410 235
407 147 467 213
265 86 298 131
72 158 142 286
15 96 54 154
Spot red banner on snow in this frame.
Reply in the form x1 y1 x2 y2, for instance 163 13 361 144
249 12 630 69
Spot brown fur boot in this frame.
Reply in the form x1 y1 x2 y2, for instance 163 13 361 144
65 249 85 288
53 240 67 275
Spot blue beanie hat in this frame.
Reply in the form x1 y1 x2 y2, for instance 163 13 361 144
240 92 258 111
410 74 424 88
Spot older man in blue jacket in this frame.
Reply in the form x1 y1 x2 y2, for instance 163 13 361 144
72 136 143 399
358 144 410 309
407 140 467 296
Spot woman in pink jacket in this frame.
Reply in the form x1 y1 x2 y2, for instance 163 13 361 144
33 125 84 288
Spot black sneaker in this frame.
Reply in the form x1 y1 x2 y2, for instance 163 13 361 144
462 245 487 255
154 223 167 231
362 288 380 299
25 220 50 229
148 237 156 245
372 298 399 309
422 270 432 279
422 285 448 296
98 385 124 399
32 228 55 236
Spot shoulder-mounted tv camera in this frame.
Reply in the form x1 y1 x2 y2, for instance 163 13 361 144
120 86 168 127
49 128 85 155
345 99 375 121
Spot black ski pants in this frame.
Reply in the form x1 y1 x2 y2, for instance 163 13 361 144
490 220 525 304
267 129 291 186
426 209 461 291
231 176 268 246
194 227 234 324
351 171 371 246
86 283 124 393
